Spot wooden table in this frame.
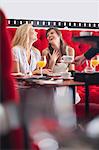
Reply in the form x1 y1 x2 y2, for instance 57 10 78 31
17 78 85 124
15 77 85 148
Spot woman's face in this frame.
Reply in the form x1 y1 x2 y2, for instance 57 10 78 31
47 29 60 44
29 27 38 43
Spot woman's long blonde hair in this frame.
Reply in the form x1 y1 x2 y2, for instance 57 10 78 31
12 23 32 49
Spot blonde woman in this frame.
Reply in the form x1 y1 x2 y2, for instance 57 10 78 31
12 23 51 75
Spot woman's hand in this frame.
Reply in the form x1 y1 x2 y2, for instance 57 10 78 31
32 69 41 75
48 49 60 70
73 54 86 66
42 69 53 75
32 69 52 75
50 49 60 63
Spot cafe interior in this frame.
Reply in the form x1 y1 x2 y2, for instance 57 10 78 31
0 1 99 149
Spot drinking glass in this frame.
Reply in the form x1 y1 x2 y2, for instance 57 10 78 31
37 56 47 77
84 60 94 73
90 56 99 71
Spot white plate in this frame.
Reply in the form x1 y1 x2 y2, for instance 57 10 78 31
63 76 74 80
48 73 61 77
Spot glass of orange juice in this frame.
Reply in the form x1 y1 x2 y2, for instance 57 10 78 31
90 56 99 71
37 56 47 77
84 60 94 73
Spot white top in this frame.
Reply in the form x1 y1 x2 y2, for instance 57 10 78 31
12 45 41 74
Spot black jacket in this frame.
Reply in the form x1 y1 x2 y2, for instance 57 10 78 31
84 48 99 60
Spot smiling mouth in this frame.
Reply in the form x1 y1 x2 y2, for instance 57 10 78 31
49 37 53 41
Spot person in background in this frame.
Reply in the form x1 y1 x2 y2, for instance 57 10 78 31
0 9 19 104
0 9 25 149
73 35 99 66
74 47 99 65
42 27 75 73
12 23 51 75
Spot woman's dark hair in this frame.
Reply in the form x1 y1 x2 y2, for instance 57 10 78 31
46 28 66 55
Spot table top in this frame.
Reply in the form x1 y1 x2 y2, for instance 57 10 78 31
74 72 99 84
15 78 85 89
35 79 85 87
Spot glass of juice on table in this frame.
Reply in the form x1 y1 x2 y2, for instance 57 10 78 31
37 56 47 77
90 56 99 71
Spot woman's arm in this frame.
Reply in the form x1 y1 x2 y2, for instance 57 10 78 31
42 48 54 70
68 46 75 71
32 68 52 75
74 48 99 66
12 47 20 73
12 61 20 73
